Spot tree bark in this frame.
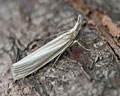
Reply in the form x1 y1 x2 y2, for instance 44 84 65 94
0 0 120 96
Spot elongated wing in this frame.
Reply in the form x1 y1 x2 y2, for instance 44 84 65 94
12 31 72 80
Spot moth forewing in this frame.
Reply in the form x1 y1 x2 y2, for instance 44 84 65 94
13 31 70 67
12 31 73 80
12 15 83 80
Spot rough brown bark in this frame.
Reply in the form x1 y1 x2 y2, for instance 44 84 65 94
0 0 120 96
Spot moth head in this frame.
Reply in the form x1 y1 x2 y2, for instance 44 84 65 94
77 15 82 23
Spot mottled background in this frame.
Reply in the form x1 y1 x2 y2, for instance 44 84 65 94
0 0 120 96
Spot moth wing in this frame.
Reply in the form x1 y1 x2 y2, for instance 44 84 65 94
12 32 72 80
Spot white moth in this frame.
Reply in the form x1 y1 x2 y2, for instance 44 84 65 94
12 15 86 80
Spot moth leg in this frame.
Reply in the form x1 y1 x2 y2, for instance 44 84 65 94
73 40 93 51
51 43 71 69
64 56 92 80
50 52 64 70
79 36 97 42
63 56 82 67
81 66 92 80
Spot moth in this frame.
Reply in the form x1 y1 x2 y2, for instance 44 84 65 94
12 15 89 80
